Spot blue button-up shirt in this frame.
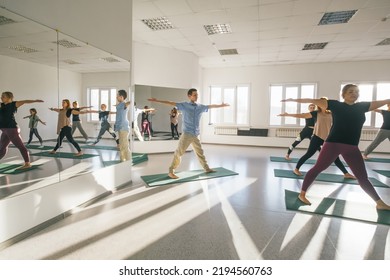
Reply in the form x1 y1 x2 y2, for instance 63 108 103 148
114 102 129 131
176 102 208 136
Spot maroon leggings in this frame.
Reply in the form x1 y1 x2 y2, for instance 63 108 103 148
301 142 380 202
0 128 30 162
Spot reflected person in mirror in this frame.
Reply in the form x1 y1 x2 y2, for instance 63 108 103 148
148 88 229 179
115 90 131 162
0 91 44 169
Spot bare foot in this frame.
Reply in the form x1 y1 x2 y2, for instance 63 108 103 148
168 172 179 179
74 151 84 157
376 200 390 211
362 154 369 160
298 194 312 205
285 154 291 160
293 168 303 176
344 173 356 179
49 150 56 154
17 163 32 169
205 168 216 173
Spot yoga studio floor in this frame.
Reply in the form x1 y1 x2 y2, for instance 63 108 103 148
1 143 390 260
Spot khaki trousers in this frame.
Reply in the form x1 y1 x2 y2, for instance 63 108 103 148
169 132 210 173
118 130 131 162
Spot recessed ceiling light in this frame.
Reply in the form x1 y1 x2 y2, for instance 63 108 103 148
141 17 174 31
54 39 81 48
8 45 39 53
62 59 81 65
376 38 390 46
318 10 357 25
204 24 232 35
302 42 328 50
0 15 15 25
219 49 238 55
100 57 120 63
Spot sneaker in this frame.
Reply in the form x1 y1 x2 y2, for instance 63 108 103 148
38 145 44 148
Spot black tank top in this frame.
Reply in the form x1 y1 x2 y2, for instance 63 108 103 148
0 101 18 128
380 110 390 130
72 108 81 121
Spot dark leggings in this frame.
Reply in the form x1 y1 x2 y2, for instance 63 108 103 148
0 128 30 162
171 123 179 138
27 128 43 145
296 134 349 174
301 142 381 202
94 123 118 144
287 126 313 155
53 126 81 152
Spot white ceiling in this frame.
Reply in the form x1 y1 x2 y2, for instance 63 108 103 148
133 0 390 68
1 1 389 72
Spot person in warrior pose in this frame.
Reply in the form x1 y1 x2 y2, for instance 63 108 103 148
87 104 119 146
24 108 46 147
282 84 390 210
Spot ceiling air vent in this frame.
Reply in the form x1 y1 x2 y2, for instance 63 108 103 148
319 10 357 25
302 42 328 50
63 59 81 65
218 49 238 55
54 39 81 48
8 45 38 53
376 38 390 46
204 24 232 35
100 57 120 63
141 17 174 31
0 15 15 25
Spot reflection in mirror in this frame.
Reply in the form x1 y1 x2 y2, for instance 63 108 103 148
134 85 186 142
0 7 59 199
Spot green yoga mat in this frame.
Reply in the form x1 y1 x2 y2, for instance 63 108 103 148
30 151 98 159
102 153 148 167
0 163 41 174
285 189 390 225
374 170 390 178
270 156 347 166
79 145 118 151
141 167 238 187
10 144 54 150
364 157 390 163
274 169 388 188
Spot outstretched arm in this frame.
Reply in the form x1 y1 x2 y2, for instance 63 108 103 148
369 100 390 111
15 99 44 108
39 119 46 125
278 112 312 119
23 115 30 119
208 103 229 109
79 106 93 110
281 98 327 111
148 98 176 106
49 107 61 113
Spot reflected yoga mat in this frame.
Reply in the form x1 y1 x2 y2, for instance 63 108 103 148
274 169 388 188
79 145 118 151
0 163 41 174
103 153 149 166
364 157 390 163
373 170 390 178
30 151 98 159
141 167 238 187
270 156 347 166
285 189 390 225
10 144 54 150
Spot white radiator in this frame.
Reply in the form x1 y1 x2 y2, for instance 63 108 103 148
360 129 378 141
214 127 238 135
276 128 301 138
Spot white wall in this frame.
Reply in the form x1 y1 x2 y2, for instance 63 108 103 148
201 60 390 152
0 55 82 141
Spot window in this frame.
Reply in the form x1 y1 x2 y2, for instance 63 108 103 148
340 82 390 128
87 87 117 122
269 83 317 126
209 85 250 125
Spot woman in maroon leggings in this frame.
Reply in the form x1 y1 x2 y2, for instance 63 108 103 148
0 91 43 169
282 84 390 210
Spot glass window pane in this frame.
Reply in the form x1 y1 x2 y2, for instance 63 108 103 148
237 86 249 125
375 83 390 127
359 84 373 126
223 88 235 123
110 89 117 122
269 86 282 126
210 87 222 124
300 84 315 125
90 89 100 121
285 87 298 125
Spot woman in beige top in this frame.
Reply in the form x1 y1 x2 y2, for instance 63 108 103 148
49 99 83 156
279 97 355 178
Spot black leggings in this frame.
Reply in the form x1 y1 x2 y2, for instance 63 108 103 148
287 126 313 155
53 126 81 152
296 134 348 174
171 123 179 138
27 128 43 145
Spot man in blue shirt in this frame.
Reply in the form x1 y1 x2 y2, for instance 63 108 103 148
115 89 131 162
148 88 229 178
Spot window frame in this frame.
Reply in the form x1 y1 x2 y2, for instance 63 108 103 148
87 87 117 123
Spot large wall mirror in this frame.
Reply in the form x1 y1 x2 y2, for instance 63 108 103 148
133 84 186 142
0 7 130 200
